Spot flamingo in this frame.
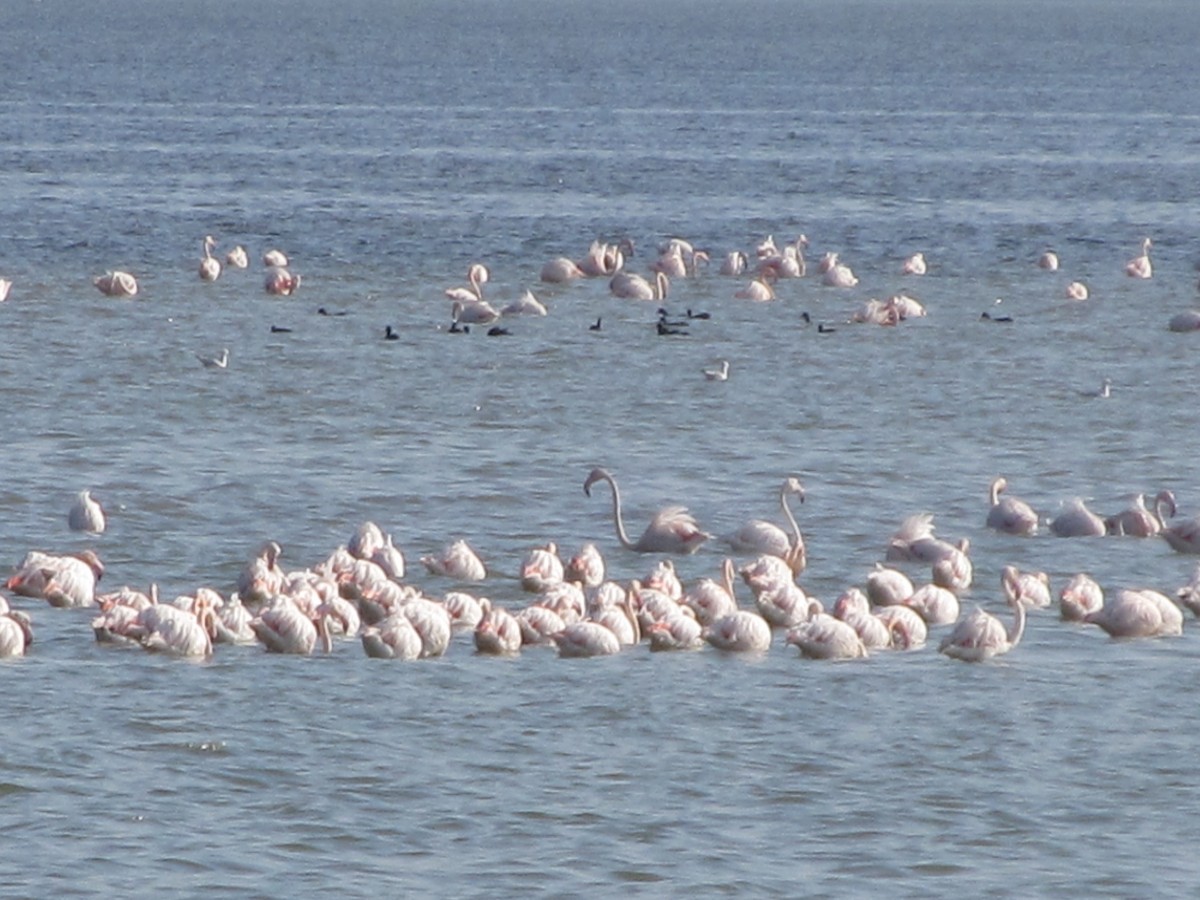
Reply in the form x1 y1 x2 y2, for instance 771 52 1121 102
1125 237 1152 279
1162 514 1200 555
831 589 892 649
140 599 213 658
1065 281 1089 300
734 273 776 302
564 543 605 588
520 542 564 593
370 533 406 581
470 605 520 655
720 250 748 276
262 249 289 268
609 270 668 301
874 605 928 649
0 278 11 302
866 563 914 608
680 559 738 626
0 611 33 658
986 477 1039 535
931 541 974 595
583 467 710 555
901 252 927 275
703 360 730 382
759 236 808 279
822 260 859 287
938 567 1027 662
553 621 622 657
7 550 104 608
196 348 230 370
225 245 249 268
1049 497 1107 537
236 541 286 607
500 290 547 317
1038 250 1059 271
723 476 807 574
1176 565 1200 618
703 609 772 653
445 263 489 304
1107 491 1176 537
1002 565 1052 609
515 604 566 646
540 257 585 283
67 489 106 534
851 299 899 325
94 271 138 297
1059 573 1104 622
786 614 868 660
887 294 927 319
450 298 500 325
647 609 704 651
362 612 423 660
420 540 487 580
1085 588 1182 638
264 267 301 295
903 583 960 626
199 235 221 282
251 598 332 654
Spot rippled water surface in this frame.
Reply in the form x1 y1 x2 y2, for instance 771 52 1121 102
2 0 1200 895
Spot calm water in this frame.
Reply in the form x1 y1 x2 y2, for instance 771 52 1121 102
2 0 1200 895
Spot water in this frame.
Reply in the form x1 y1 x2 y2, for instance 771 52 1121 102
2 0 1200 894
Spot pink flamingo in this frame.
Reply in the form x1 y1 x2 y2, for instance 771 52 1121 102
7 550 104 608
680 559 738 626
786 614 868 660
520 543 564 593
874 605 928 649
1038 250 1059 271
421 539 487 580
0 278 11 302
866 563 914 608
831 589 892 649
703 609 772 653
1059 573 1104 622
251 598 332 654
734 272 776 301
1049 497 1107 537
720 251 748 276
1162 514 1200 555
362 612 423 660
225 245 249 268
1085 588 1182 638
722 476 807 573
903 583 960 626
0 610 33 658
1107 491 1176 537
647 609 704 651
584 467 710 555
1065 281 1089 300
474 605 522 655
901 252 927 275
264 267 301 295
564 543 605 588
540 257 585 283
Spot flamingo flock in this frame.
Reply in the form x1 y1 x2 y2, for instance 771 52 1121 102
3 466 1199 663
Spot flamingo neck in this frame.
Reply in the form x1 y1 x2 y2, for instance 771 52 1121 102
1007 601 1026 648
601 475 636 550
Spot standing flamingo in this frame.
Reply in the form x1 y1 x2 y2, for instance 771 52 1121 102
68 489 106 534
938 568 1027 662
1125 237 1152 279
583 467 710 555
722 476 806 573
986 476 1039 535
199 235 221 282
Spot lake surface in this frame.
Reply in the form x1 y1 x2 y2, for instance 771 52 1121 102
2 0 1200 895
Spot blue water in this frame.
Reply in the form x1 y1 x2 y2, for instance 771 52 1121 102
2 0 1200 895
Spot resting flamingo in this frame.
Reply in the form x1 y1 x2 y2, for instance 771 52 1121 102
68 489 106 534
1038 250 1059 271
1085 588 1182 638
647 609 704 651
264 267 300 295
199 235 221 282
901 252 927 275
1059 573 1104 622
1065 281 1089 301
450 298 501 325
831 589 892 649
583 467 710 555
903 583 960 626
520 542 564 593
421 540 487 580
680 559 738 626
786 614 868 660
986 476 1039 535
0 278 11 302
703 609 772 653
822 259 859 287
362 612 424 660
1177 565 1200 618
1125 237 1152 279
0 611 33 658
225 245 249 268
564 543 605 588
94 271 138 297
262 249 289 268
720 251 748 276
866 563 914 608
474 605 522 655
734 272 776 302
7 549 104 608
938 567 1027 662
874 605 927 649
723 476 806 571
610 270 668 301
500 290 547 317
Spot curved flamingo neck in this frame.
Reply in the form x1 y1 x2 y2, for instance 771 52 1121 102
598 473 636 550
1007 600 1026 648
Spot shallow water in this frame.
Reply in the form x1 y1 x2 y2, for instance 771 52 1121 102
2 0 1200 895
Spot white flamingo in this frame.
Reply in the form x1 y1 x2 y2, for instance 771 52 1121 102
786 614 868 660
703 609 772 653
583 467 710 555
939 568 1027 662
0 611 33 658
986 476 1039 535
94 271 138 297
1049 497 1107 537
1125 237 1152 279
225 245 249 268
723 476 806 573
421 540 487 580
199 235 221 282
1059 573 1104 622
67 489 106 534
901 252 927 275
